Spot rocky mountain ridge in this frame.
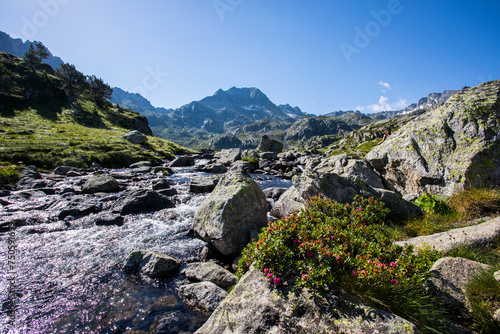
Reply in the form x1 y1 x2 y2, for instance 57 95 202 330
0 31 63 70
114 84 462 151
324 89 460 120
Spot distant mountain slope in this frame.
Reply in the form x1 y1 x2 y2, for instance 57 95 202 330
284 116 362 141
170 87 307 126
0 31 64 70
110 86 309 148
324 90 460 121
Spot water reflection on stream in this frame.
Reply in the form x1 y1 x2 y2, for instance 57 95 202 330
0 164 291 334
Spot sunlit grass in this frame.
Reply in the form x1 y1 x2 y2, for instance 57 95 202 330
0 108 194 170
465 264 500 333
384 188 500 240
448 188 500 219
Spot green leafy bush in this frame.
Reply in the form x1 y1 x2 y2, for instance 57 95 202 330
414 193 450 214
238 195 442 327
0 163 20 185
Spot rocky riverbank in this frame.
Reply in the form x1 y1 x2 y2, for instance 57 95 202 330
1 147 500 333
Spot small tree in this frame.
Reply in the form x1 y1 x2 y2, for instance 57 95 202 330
87 75 113 106
24 42 50 68
23 44 39 68
34 42 49 62
56 63 87 99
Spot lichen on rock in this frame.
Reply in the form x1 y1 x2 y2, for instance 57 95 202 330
193 169 268 256
366 80 500 198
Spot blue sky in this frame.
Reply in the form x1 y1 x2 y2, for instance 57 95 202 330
1 0 499 115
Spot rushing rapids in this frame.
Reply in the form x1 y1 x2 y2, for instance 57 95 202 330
0 162 291 334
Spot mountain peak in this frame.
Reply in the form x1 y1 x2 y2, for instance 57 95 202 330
201 87 273 111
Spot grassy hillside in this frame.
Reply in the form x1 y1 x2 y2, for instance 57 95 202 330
0 109 191 169
0 52 194 169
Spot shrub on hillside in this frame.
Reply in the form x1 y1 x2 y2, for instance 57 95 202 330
414 193 451 214
0 163 20 186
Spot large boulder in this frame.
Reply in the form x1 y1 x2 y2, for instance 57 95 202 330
270 186 306 218
195 266 418 333
82 174 120 194
55 198 99 220
178 282 228 314
123 250 180 278
270 171 420 222
111 189 174 215
366 81 500 198
183 262 237 290
257 135 284 153
427 257 489 310
313 154 385 189
169 156 195 167
193 170 268 256
19 165 41 179
152 178 170 191
189 176 220 193
395 216 500 254
122 130 148 144
214 148 242 162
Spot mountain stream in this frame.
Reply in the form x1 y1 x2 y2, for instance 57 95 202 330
0 163 291 333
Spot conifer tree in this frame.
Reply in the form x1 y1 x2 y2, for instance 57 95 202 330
87 75 113 106
23 44 39 68
56 63 87 99
34 42 49 62
23 42 50 70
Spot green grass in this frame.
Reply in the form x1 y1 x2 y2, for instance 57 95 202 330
378 188 500 332
385 188 500 239
0 108 194 171
445 239 500 266
465 264 500 333
448 188 500 219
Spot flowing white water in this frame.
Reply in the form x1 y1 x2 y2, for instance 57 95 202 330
0 166 291 333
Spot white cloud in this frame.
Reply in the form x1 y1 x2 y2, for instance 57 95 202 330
357 96 408 113
377 81 391 90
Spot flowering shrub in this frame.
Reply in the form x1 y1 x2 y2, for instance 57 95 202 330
238 195 440 316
